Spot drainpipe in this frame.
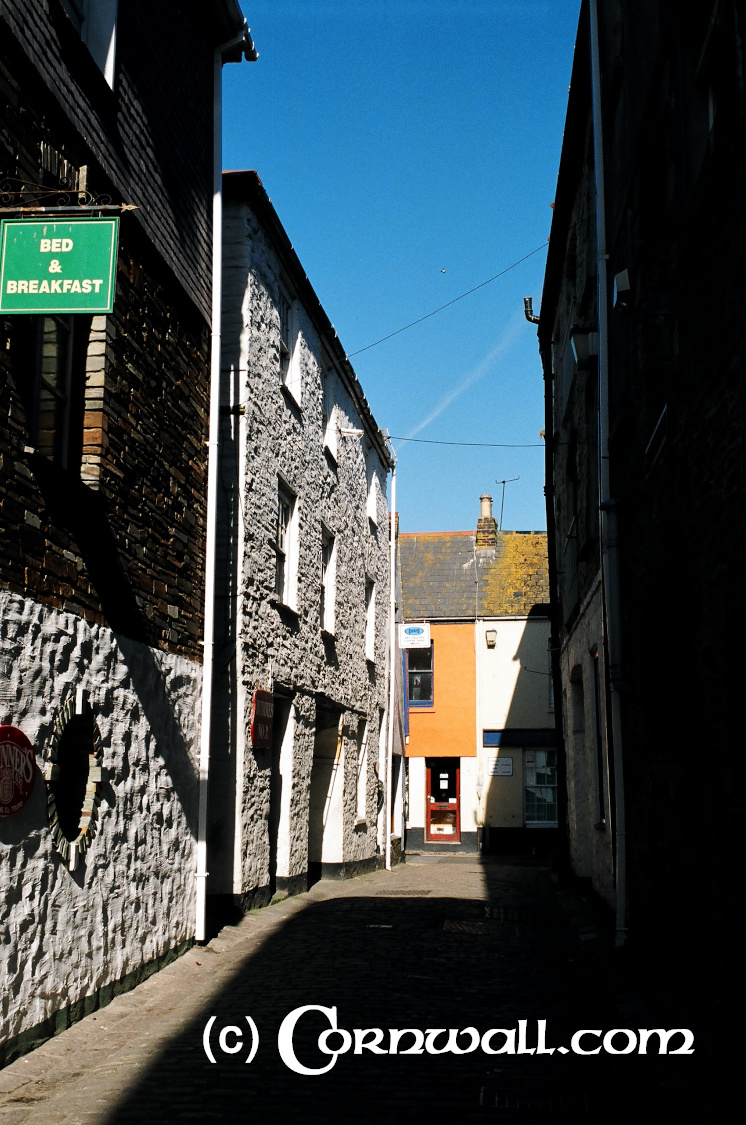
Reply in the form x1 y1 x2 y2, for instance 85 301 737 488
385 445 397 870
196 24 256 945
589 0 627 947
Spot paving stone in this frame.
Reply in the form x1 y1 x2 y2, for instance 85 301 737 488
0 858 708 1123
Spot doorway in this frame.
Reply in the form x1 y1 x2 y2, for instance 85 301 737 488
425 757 460 843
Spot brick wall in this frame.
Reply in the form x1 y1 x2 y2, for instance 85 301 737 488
0 29 211 660
0 0 215 318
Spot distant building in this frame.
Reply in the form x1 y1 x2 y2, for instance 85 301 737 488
207 170 400 916
537 0 745 1000
0 0 255 1063
399 497 555 854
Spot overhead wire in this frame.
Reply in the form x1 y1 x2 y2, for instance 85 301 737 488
389 436 543 448
346 242 548 359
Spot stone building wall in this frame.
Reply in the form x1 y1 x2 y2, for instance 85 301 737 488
0 0 245 1061
208 175 391 906
0 589 200 1061
540 0 746 1007
0 0 215 318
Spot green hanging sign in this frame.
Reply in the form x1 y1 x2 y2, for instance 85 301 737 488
0 216 119 314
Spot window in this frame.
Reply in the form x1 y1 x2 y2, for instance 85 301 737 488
320 364 338 460
364 578 375 662
60 1 119 87
320 527 336 634
278 289 301 406
366 462 379 526
275 483 298 609
356 720 368 823
524 749 558 826
407 643 433 707
13 314 90 472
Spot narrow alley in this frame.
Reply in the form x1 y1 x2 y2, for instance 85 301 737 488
0 856 705 1124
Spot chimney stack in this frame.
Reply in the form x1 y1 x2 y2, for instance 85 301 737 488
477 493 497 548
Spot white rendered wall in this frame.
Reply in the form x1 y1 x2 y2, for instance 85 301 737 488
406 756 426 830
475 617 553 830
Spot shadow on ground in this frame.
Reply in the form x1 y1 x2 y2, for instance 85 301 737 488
106 860 706 1124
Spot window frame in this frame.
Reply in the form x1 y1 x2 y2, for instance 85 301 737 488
278 287 301 407
14 313 90 473
320 526 336 635
59 1 119 87
407 642 434 709
274 482 299 610
364 577 376 663
366 467 379 526
355 719 368 824
523 747 558 827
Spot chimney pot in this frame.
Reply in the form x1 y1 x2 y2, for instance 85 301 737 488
477 494 497 549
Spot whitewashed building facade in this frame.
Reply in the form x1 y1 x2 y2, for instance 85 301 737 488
206 171 397 917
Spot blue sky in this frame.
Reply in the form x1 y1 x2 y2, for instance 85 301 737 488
223 0 580 533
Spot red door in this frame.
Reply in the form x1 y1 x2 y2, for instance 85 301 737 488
426 758 460 843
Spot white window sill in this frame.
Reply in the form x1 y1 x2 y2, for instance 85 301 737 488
269 595 300 619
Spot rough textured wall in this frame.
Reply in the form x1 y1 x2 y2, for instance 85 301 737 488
219 198 390 892
0 589 201 1049
0 222 209 659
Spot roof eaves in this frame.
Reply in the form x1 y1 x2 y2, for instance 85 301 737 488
222 170 392 469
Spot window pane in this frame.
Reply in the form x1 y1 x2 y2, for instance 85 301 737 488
409 671 432 702
408 648 432 672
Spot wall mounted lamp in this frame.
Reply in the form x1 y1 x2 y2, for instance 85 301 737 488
485 629 497 649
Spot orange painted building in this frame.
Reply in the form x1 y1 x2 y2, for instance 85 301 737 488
406 621 476 758
399 499 553 854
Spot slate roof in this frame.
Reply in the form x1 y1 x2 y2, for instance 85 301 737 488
399 531 550 620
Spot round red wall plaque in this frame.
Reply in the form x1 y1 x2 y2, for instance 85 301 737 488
0 725 36 817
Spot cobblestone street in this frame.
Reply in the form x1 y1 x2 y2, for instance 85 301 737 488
0 857 707 1124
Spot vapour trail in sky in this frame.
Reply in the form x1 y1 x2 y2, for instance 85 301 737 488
223 1 580 530
397 310 525 452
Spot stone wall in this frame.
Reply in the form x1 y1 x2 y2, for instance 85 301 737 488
0 0 222 1062
0 589 200 1058
208 185 391 902
0 35 211 661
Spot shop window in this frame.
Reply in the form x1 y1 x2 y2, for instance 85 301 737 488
407 643 433 707
524 748 558 826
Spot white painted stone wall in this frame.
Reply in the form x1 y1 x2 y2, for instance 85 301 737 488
0 589 201 1047
214 193 390 896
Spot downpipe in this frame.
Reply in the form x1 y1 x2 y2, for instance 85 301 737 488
589 0 627 948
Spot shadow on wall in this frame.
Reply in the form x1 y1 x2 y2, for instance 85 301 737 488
27 459 201 838
31 455 149 643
